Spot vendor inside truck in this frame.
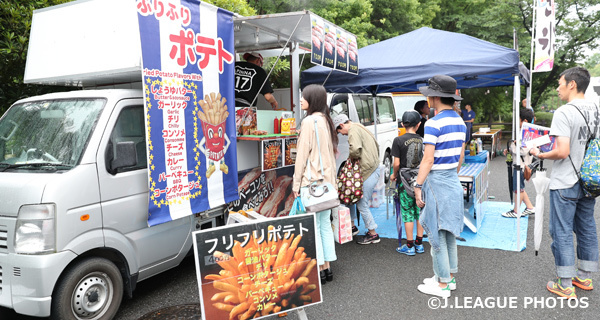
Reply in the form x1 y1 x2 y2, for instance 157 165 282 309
234 52 279 109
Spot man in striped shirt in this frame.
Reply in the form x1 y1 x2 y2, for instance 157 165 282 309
413 75 467 298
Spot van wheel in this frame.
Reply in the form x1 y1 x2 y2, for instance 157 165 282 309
51 257 123 320
383 151 392 183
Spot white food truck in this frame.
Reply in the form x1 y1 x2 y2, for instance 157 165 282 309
0 0 339 318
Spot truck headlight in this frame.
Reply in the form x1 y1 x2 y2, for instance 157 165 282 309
14 204 56 254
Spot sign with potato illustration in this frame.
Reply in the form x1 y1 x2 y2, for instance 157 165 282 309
193 214 322 320
138 1 239 226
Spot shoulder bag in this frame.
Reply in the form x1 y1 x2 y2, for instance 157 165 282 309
300 117 340 212
337 157 363 205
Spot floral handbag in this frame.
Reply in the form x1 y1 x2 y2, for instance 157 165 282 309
337 158 363 205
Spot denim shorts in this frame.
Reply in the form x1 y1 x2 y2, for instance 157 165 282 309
512 168 525 192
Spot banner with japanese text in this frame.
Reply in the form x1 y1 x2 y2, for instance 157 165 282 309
533 0 555 72
136 0 239 226
193 214 322 320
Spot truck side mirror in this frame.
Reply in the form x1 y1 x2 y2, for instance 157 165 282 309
110 141 137 173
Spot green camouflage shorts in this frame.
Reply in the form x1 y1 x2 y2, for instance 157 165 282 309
398 182 420 222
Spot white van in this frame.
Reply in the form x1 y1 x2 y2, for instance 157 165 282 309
0 89 225 319
328 93 397 182
392 92 427 136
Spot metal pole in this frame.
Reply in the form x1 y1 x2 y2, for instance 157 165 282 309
514 74 522 252
372 94 378 140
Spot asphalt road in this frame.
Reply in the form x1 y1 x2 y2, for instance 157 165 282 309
3 146 600 320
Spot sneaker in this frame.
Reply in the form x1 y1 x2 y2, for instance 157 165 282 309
356 232 380 245
572 276 593 291
423 276 456 290
396 244 415 256
415 244 425 254
417 281 451 298
547 279 576 299
351 225 359 236
501 209 522 218
522 208 535 216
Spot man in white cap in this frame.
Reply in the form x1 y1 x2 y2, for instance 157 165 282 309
333 113 381 245
413 75 467 298
234 52 279 109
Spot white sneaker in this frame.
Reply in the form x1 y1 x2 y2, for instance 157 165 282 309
423 275 456 290
417 281 452 298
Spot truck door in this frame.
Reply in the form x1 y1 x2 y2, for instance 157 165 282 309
97 99 191 278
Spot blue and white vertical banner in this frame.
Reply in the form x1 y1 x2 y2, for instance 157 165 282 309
136 0 239 227
533 0 555 73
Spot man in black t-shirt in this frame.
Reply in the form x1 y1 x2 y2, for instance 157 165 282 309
234 52 279 109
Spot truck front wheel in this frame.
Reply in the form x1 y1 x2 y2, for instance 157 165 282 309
51 257 123 320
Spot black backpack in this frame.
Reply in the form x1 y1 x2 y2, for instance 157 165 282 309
399 167 419 198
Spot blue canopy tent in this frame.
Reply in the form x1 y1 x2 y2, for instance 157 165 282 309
302 27 530 250
301 27 529 93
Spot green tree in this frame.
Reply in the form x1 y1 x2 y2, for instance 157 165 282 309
204 0 256 16
430 0 600 123
0 0 72 114
519 0 600 108
585 52 600 76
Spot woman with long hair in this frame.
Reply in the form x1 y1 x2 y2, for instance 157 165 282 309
292 84 338 284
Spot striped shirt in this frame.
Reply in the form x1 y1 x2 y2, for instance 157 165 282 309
423 109 467 170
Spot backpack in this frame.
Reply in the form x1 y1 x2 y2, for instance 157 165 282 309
399 167 419 198
567 104 600 198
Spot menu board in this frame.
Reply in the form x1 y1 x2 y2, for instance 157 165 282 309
310 13 357 74
193 214 322 320
137 0 239 226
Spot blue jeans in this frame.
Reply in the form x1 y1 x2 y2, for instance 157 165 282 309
314 209 337 266
430 230 458 283
352 168 380 231
549 183 598 278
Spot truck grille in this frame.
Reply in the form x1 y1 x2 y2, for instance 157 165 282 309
0 265 3 293
0 225 7 252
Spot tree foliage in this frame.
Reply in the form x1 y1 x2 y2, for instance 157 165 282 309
0 0 71 115
2 0 599 119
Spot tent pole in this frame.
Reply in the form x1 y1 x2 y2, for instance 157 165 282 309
514 74 522 251
372 93 378 140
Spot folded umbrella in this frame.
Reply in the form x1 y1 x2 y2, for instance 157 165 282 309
532 168 550 256
506 140 514 203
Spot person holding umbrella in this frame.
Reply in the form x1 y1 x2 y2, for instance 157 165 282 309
501 108 536 218
530 67 597 299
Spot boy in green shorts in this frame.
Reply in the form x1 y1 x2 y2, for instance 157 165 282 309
390 110 425 255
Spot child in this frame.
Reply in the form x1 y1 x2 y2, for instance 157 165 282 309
390 110 425 255
502 108 535 218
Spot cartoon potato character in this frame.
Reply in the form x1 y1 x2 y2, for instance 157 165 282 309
197 93 231 178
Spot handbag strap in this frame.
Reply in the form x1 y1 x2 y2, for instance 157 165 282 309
305 116 326 182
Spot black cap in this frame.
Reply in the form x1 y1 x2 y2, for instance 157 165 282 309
402 110 421 127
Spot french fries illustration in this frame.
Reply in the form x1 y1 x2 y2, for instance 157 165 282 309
205 226 318 319
199 92 229 125
197 92 231 178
